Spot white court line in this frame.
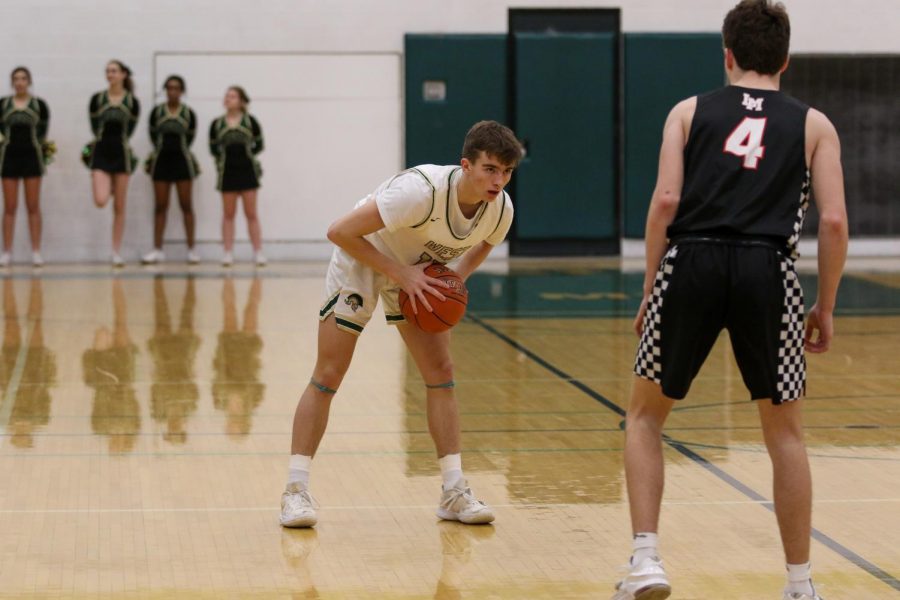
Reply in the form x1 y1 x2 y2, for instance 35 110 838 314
1 498 899 514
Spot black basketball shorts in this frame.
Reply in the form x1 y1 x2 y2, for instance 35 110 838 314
633 242 806 404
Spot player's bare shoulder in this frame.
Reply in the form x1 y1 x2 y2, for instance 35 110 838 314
805 108 840 166
671 96 697 118
665 96 697 141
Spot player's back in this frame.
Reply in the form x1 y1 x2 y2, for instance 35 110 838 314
668 85 810 256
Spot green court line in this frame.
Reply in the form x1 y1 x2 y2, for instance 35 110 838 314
0 269 292 281
673 393 900 413
660 439 900 462
4 443 900 461
6 410 617 419
31 397 900 420
0 447 625 458
4 423 899 439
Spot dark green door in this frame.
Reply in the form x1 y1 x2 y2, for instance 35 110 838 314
514 32 617 243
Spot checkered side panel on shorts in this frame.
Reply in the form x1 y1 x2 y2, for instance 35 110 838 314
787 169 811 261
634 246 678 383
777 259 806 403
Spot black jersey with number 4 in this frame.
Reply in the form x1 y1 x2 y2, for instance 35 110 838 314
668 85 811 258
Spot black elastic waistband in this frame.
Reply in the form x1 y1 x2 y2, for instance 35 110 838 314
670 234 786 253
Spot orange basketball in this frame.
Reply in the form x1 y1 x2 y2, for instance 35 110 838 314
399 263 468 333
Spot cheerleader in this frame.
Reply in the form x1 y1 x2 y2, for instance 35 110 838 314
86 60 140 266
209 86 265 266
142 75 200 264
0 67 49 267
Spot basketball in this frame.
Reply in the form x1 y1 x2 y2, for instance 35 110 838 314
399 263 468 333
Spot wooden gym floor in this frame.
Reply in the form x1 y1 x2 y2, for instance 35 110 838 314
0 258 897 599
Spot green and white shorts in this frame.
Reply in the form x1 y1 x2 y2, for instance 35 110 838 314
319 248 406 336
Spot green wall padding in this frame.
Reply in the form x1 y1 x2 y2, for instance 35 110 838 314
624 33 724 237
404 34 507 168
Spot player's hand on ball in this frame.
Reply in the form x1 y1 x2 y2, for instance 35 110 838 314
804 303 833 353
397 263 449 314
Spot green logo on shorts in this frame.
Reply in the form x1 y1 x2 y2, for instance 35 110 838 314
345 293 363 312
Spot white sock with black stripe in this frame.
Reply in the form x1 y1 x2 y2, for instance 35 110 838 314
632 532 659 564
785 562 815 596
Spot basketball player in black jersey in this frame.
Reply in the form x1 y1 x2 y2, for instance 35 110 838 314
613 2 847 600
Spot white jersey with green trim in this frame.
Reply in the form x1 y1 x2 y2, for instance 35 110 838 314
358 164 514 266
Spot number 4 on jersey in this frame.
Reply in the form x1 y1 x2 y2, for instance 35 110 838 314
724 117 767 169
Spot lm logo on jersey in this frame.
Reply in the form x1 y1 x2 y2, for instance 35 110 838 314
742 93 764 112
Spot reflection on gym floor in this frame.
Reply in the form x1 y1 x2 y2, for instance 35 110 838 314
0 262 896 599
3 277 56 449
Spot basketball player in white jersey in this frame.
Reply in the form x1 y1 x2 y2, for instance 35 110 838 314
613 2 847 599
280 120 522 528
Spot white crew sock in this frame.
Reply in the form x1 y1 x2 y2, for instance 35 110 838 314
632 532 659 564
288 454 312 487
785 562 815 596
439 453 463 490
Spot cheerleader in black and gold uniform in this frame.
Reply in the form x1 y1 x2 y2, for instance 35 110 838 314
209 86 266 266
86 60 140 266
0 67 50 267
142 75 200 265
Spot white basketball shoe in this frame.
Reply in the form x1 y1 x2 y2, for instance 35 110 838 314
280 482 318 528
611 556 671 600
436 478 495 524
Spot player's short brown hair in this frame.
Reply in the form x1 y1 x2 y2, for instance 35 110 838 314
722 0 790 76
462 120 523 166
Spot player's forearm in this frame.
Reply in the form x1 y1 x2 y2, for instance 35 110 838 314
815 214 848 312
643 195 679 295
328 232 405 282
807 113 848 314
454 242 493 280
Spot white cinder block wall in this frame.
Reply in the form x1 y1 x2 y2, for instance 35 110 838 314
0 0 896 263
